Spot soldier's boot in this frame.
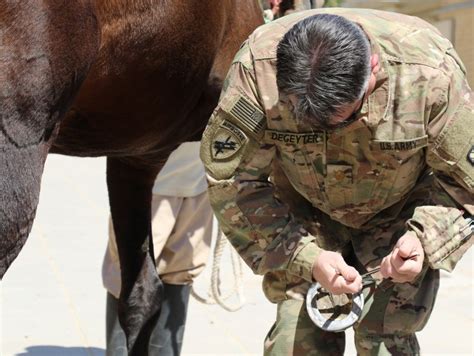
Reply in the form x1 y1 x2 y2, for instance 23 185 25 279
149 283 191 356
106 283 191 356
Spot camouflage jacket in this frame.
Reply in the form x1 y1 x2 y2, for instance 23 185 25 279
201 9 474 300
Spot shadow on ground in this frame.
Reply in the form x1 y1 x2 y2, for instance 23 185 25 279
15 346 104 356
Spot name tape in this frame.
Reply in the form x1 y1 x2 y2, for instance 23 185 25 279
265 130 324 145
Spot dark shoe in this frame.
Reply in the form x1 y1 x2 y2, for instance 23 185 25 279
149 283 191 356
106 283 191 356
105 292 128 356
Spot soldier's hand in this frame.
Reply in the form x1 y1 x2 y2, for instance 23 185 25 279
380 231 424 283
312 251 362 295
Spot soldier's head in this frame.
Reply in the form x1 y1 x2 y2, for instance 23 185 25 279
276 13 379 130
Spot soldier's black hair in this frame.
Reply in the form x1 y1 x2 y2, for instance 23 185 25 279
276 14 371 128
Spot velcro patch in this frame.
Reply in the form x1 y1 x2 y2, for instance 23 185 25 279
211 121 247 160
228 96 265 137
431 104 473 188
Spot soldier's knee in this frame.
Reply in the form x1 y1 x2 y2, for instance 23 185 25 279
354 332 420 356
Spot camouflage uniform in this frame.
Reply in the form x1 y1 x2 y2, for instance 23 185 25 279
200 9 474 355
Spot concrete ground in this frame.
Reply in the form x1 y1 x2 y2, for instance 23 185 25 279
1 155 473 356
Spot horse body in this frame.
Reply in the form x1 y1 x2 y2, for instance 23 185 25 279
1 1 262 354
52 0 250 158
0 0 100 276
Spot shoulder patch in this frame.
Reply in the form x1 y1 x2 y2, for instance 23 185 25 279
201 112 255 180
228 96 265 137
211 121 248 160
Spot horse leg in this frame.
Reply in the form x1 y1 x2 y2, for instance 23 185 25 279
0 0 99 278
106 157 162 355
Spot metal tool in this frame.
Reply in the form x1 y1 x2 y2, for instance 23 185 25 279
306 253 420 332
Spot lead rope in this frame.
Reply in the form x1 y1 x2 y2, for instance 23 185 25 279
191 223 246 311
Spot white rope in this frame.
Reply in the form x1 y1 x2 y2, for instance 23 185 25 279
191 224 245 311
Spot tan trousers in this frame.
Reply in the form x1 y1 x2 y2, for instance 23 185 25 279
102 191 213 298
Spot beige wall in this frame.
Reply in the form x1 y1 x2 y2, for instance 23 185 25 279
427 7 474 86
342 1 474 86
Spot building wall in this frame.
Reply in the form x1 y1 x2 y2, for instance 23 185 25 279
342 1 474 86
427 7 474 86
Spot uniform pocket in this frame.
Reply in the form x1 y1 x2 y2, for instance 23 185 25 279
325 164 353 208
382 268 439 334
275 141 325 204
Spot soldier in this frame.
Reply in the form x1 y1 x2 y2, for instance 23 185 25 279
200 8 473 355
260 0 325 22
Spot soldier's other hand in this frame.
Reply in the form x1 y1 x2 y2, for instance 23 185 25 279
380 231 424 283
312 251 362 295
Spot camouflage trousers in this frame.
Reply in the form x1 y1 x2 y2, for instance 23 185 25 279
263 205 440 356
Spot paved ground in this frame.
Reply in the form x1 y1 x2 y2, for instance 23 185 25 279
1 155 473 356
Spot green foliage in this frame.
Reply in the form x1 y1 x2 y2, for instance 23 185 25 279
324 0 344 7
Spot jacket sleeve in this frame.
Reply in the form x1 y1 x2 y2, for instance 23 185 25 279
407 49 474 271
200 58 322 282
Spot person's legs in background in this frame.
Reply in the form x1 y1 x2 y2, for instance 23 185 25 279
149 191 213 355
103 191 213 355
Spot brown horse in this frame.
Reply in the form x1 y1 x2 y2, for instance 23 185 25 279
0 1 262 354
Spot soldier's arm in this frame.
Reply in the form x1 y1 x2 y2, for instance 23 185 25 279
201 57 322 282
407 50 473 271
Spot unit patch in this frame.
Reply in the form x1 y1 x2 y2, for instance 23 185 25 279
468 146 474 166
212 120 247 160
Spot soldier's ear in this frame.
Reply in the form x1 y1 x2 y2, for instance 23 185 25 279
365 54 380 96
370 54 380 74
